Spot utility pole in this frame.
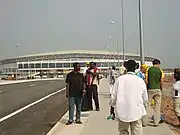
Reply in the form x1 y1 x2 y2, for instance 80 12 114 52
138 0 145 65
121 0 125 62
15 44 20 80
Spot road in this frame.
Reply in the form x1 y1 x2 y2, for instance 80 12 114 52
0 80 68 135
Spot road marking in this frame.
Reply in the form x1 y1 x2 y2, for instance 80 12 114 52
0 91 2 93
0 87 66 123
28 84 36 87
49 81 53 83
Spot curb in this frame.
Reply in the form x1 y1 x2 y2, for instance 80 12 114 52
47 110 91 135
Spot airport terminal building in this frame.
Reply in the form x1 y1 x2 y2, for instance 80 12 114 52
0 50 154 76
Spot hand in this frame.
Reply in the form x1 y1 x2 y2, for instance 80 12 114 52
66 93 69 98
83 90 86 95
86 70 91 73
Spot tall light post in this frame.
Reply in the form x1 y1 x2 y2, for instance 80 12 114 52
120 0 125 62
15 44 20 80
111 20 121 70
138 0 145 65
111 20 117 67
108 36 113 67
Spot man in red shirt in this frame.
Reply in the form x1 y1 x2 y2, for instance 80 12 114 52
86 62 100 111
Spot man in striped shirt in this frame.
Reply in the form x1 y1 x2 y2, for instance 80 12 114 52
86 62 100 111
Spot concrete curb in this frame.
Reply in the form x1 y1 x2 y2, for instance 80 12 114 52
47 111 91 135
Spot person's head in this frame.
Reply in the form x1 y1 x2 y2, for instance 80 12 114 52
94 62 97 67
174 68 180 81
86 62 90 67
153 59 161 67
90 61 95 69
112 65 116 70
125 60 137 72
141 64 148 73
73 62 80 72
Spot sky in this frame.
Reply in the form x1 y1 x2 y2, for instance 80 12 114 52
0 0 180 68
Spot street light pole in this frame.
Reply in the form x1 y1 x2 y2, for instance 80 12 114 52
117 31 120 70
120 0 125 63
138 0 145 65
15 44 20 80
111 20 120 68
108 36 113 68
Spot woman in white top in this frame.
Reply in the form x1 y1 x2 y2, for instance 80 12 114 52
173 68 180 123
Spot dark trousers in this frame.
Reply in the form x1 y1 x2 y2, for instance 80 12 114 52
87 85 100 110
110 106 115 117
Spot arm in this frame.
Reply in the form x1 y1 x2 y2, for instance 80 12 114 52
65 74 70 98
160 69 164 91
160 79 163 91
109 79 119 107
142 80 148 105
66 83 70 98
88 68 100 76
145 67 149 86
112 76 115 84
82 75 86 95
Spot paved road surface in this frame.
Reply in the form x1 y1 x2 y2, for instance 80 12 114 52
0 80 68 135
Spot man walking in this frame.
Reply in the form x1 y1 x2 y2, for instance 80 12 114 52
107 65 117 120
110 60 148 135
144 59 164 127
65 62 86 125
136 64 148 126
173 68 180 126
86 62 100 111
136 64 148 81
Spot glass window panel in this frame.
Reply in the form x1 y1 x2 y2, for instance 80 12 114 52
18 64 23 69
42 63 48 68
35 63 41 68
64 63 70 68
24 64 28 68
49 63 55 68
56 63 62 68
29 63 34 68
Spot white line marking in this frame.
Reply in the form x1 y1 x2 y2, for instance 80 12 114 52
0 87 66 123
0 91 2 93
28 84 36 87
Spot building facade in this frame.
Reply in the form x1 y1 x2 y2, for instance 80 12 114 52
0 50 154 76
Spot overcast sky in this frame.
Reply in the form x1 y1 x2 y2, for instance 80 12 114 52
0 0 180 68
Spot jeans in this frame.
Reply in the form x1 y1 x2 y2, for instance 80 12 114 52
68 97 82 122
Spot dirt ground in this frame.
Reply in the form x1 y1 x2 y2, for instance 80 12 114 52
161 75 180 134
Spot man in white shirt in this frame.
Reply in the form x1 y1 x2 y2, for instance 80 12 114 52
173 68 180 125
108 65 117 120
110 60 148 135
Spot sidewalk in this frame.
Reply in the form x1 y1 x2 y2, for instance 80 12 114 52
47 79 176 135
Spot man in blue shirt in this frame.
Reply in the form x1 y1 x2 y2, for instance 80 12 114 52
136 64 147 80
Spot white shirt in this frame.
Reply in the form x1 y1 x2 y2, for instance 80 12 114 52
172 81 180 98
109 69 117 94
110 72 148 122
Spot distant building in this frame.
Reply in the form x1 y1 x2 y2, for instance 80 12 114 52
0 50 154 76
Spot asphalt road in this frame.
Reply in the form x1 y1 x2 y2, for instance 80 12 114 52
0 80 68 135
